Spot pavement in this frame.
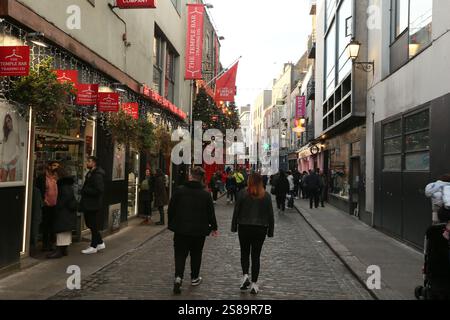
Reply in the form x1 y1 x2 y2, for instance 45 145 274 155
293 198 424 300
0 215 167 300
51 197 372 300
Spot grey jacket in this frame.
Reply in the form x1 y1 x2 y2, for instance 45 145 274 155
231 190 274 237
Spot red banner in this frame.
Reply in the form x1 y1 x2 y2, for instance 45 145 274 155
76 84 99 105
185 4 205 80
97 93 119 112
55 70 78 84
116 0 156 9
215 62 239 103
0 46 30 76
122 102 139 119
296 95 306 119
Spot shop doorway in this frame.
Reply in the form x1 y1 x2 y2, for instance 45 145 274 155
32 131 86 253
127 149 140 218
350 156 361 218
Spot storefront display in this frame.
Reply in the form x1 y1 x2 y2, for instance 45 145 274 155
329 145 350 200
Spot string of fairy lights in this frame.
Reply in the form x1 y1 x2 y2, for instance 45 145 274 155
0 19 188 133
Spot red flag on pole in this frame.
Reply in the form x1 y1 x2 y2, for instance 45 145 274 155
214 62 239 103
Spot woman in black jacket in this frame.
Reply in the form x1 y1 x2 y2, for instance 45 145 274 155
231 173 274 295
274 170 289 214
47 167 77 259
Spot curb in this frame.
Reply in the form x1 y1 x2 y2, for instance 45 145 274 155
293 204 406 300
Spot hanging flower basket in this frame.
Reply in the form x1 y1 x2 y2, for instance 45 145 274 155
8 57 76 127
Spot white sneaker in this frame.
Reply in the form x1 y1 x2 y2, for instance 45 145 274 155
240 274 251 291
97 243 106 251
81 247 98 254
250 282 259 295
191 277 203 286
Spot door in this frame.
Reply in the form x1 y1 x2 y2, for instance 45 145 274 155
381 172 403 237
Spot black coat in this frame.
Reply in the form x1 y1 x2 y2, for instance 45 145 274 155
54 177 77 234
303 173 321 191
79 167 105 212
274 175 289 196
168 181 218 237
231 191 274 237
154 173 168 207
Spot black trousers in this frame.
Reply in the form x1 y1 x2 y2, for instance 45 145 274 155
227 189 236 202
238 225 267 283
308 190 320 209
41 206 56 249
212 189 218 201
174 234 206 280
140 191 152 217
158 206 165 224
84 210 103 248
276 194 286 211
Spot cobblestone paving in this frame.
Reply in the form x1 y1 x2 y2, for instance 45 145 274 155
52 198 373 300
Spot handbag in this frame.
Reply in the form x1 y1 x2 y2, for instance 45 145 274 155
270 186 276 195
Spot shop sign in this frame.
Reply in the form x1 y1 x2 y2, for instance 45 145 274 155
185 4 205 80
97 92 119 112
296 95 306 119
121 102 139 119
0 46 30 76
116 0 156 9
75 84 98 105
55 70 79 84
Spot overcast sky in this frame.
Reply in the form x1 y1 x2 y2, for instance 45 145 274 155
205 0 312 107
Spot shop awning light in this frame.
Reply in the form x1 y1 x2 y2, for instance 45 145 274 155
26 32 48 48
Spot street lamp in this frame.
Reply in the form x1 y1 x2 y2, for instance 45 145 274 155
346 38 374 73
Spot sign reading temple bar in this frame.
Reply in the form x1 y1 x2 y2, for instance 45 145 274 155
116 0 156 9
97 93 119 112
185 4 205 80
76 84 99 105
0 46 30 76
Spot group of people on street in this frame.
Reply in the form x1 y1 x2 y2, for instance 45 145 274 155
207 167 249 205
270 168 327 213
32 156 106 258
168 167 274 295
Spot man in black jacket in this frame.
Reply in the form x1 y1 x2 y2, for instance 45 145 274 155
303 169 322 209
79 156 106 255
168 166 218 294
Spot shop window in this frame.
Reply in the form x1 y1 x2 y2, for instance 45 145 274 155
404 110 430 171
382 109 430 172
383 119 401 171
329 145 350 199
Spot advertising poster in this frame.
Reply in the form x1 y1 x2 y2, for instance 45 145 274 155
0 102 28 187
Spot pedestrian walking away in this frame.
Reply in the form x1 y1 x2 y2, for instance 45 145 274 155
287 171 295 209
139 168 155 225
274 170 289 214
47 166 77 259
79 156 106 255
35 160 60 252
154 169 169 225
231 173 274 295
226 171 237 204
303 169 321 209
168 166 218 295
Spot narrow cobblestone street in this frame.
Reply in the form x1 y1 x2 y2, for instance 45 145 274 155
52 198 373 300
